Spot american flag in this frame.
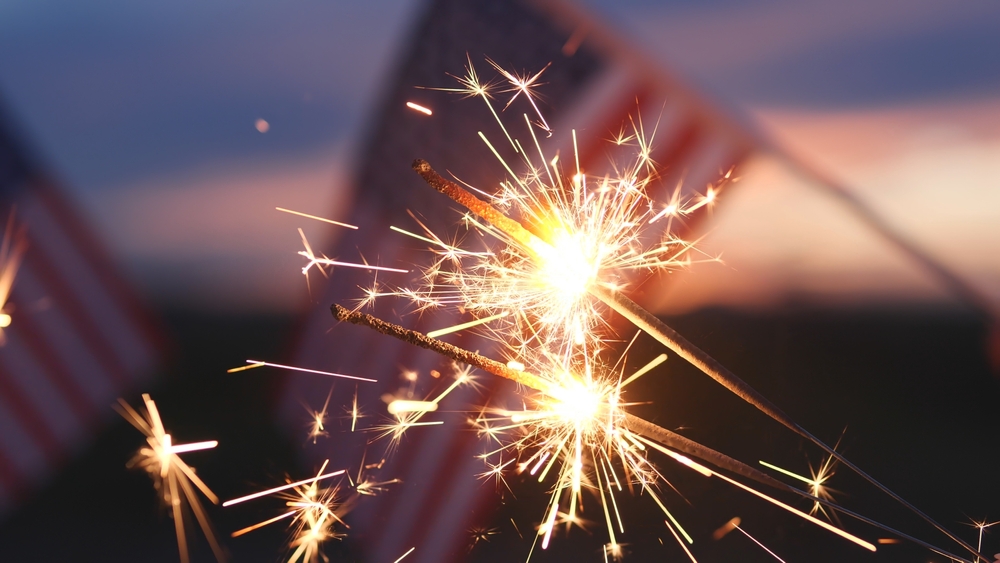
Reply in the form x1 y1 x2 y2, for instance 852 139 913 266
278 0 992 561
0 101 162 517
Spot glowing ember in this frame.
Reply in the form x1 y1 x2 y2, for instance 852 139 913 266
116 394 224 563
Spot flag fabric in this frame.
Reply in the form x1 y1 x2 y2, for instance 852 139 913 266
279 0 756 561
0 102 163 516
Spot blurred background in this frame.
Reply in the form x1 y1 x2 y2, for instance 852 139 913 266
0 0 998 561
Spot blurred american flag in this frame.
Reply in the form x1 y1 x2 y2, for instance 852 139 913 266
0 101 162 516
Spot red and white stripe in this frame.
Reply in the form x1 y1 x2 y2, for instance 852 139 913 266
0 178 162 515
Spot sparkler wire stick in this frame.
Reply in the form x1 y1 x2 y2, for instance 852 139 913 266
410 159 987 562
331 303 975 562
333 304 769 487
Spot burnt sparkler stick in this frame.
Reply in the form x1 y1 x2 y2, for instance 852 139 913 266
331 304 553 394
332 303 974 561
333 303 776 489
411 159 988 562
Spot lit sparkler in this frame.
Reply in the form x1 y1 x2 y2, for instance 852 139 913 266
760 449 840 521
390 58 984 558
116 394 225 563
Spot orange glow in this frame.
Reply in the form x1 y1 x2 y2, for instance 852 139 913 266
405 101 433 115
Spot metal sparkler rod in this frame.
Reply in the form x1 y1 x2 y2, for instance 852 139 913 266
331 303 974 562
331 304 554 393
332 303 776 489
411 159 988 562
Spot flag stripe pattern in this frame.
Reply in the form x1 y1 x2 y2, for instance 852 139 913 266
0 106 163 517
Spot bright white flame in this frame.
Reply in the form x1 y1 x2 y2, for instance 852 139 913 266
549 376 601 426
534 229 599 303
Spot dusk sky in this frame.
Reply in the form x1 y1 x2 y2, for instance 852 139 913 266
1 0 998 312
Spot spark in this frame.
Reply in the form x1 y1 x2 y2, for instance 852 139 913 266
468 346 691 554
366 59 723 361
427 310 510 338
734 524 787 562
350 386 361 432
298 228 409 277
386 400 438 415
226 461 387 563
229 359 377 383
760 451 840 520
405 101 433 115
116 394 224 563
276 207 359 229
487 58 552 132
0 210 27 344
468 526 501 550
428 54 517 151
392 547 416 563
476 455 514 493
403 133 715 360
305 389 333 443
712 517 740 540
969 519 1000 554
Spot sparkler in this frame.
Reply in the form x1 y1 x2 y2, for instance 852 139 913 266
328 303 995 560
373 59 719 361
116 394 225 563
